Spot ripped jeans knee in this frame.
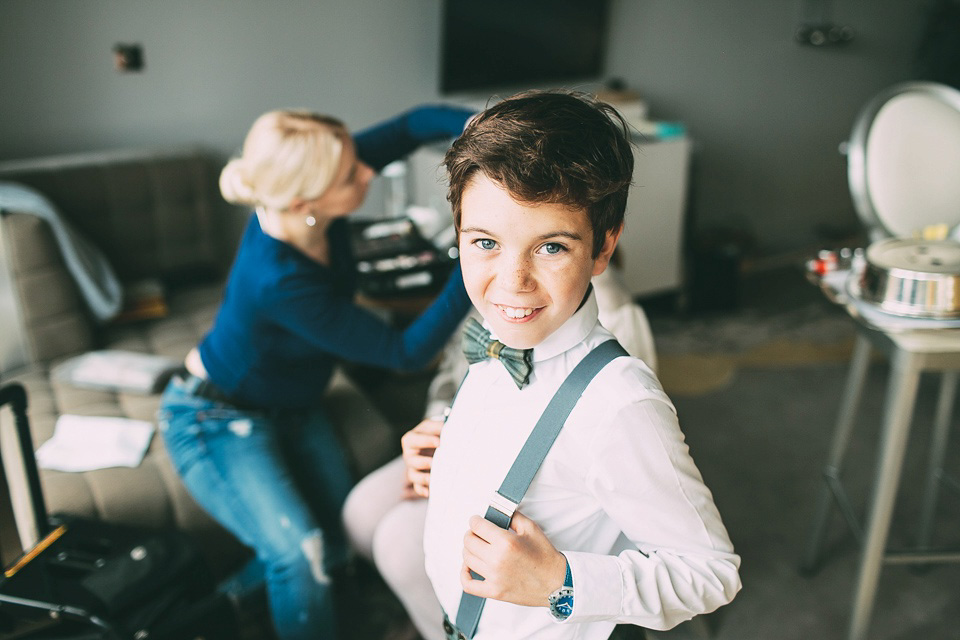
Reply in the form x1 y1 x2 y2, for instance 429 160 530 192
298 528 330 586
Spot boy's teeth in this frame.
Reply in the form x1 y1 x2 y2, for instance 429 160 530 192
501 306 533 318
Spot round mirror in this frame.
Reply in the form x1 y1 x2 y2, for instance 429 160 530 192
848 82 960 240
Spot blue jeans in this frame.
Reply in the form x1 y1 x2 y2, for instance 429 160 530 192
158 377 354 640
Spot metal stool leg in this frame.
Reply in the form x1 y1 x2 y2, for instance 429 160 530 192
916 370 958 550
849 350 921 640
802 334 872 573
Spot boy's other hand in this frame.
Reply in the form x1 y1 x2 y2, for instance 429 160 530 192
401 417 444 498
460 511 567 607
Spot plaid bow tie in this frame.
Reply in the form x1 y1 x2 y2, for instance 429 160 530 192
461 317 533 389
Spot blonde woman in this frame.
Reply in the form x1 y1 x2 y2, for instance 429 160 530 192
157 106 474 640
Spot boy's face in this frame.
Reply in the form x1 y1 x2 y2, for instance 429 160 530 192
458 174 620 350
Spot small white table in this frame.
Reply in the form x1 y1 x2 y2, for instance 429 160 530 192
802 274 960 640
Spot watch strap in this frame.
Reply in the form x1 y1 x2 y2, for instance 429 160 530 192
547 557 575 621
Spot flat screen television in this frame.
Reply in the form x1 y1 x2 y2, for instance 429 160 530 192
440 0 611 94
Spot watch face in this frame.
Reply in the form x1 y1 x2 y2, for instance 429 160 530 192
549 586 575 620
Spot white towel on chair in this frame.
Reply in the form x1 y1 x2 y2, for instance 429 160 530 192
0 181 122 322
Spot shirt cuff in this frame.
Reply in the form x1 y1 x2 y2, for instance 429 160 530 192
563 550 624 622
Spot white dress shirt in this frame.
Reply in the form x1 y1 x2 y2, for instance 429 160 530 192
423 292 741 639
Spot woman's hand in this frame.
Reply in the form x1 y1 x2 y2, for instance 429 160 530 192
401 417 444 498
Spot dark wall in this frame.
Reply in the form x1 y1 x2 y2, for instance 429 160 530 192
606 0 931 256
0 0 452 219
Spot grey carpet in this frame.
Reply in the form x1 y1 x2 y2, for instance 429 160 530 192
655 362 960 640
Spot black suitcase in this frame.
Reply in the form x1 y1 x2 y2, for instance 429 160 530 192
0 382 240 640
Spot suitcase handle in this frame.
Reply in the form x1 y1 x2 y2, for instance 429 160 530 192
0 383 52 545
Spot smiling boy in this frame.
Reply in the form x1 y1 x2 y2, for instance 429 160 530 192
421 91 741 640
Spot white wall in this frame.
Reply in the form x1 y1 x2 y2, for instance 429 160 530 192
0 0 933 255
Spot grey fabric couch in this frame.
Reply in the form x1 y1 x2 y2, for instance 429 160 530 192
0 148 398 576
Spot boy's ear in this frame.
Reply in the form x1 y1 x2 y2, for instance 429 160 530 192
592 224 624 276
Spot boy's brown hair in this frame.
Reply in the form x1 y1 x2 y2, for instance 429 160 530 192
445 90 634 257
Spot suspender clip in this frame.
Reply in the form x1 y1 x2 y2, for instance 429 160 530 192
489 491 518 520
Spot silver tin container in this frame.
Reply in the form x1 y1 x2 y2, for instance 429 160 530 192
852 238 960 318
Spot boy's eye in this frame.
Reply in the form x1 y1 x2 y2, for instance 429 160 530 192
539 242 567 255
474 238 497 250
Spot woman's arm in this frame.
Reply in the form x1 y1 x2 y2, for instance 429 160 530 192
354 105 475 172
269 261 472 372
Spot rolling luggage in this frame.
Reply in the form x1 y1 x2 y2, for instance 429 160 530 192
0 382 239 639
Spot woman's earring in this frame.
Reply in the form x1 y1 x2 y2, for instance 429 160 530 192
305 215 317 227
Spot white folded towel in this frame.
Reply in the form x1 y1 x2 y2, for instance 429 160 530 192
36 415 155 472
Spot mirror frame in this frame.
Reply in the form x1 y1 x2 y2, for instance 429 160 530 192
848 81 960 240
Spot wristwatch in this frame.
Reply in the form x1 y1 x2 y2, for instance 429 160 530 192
547 556 574 621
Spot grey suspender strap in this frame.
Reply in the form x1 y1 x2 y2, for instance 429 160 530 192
454 339 628 639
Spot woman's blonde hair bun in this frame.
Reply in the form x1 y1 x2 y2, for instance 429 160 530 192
219 110 348 210
219 158 258 205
